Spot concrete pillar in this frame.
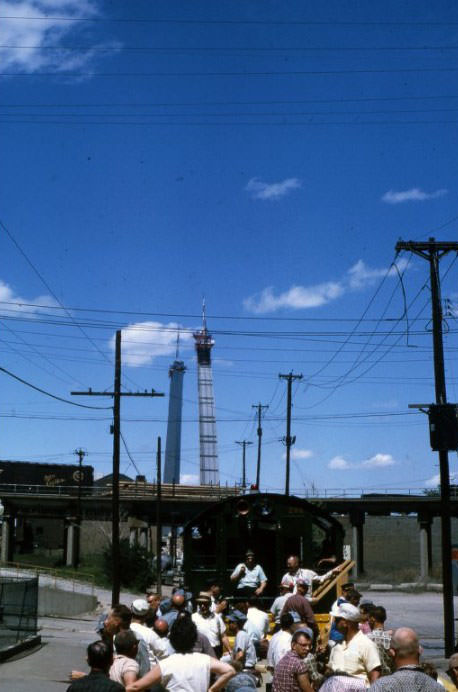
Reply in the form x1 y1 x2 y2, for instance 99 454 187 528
66 523 75 567
1 515 13 562
418 514 433 580
350 511 365 578
129 528 137 547
139 528 147 548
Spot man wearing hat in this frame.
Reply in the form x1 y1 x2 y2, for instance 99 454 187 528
270 582 294 628
329 603 381 685
130 599 169 667
192 592 230 659
230 549 267 598
224 610 257 671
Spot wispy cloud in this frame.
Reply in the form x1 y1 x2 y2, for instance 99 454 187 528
283 448 314 460
180 474 199 485
244 258 406 314
245 177 302 200
328 452 396 470
425 472 458 488
382 188 448 204
1 1 120 74
0 279 57 315
110 322 193 367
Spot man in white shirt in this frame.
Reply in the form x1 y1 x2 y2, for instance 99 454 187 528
267 612 294 670
192 591 230 659
329 602 381 685
281 554 343 597
247 596 270 639
231 549 267 598
130 599 169 667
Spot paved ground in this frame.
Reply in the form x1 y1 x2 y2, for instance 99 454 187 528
1 588 456 690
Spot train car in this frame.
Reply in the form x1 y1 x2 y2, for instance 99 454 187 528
183 492 344 608
0 460 94 489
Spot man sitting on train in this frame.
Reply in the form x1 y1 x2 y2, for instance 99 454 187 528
230 549 267 598
281 554 344 598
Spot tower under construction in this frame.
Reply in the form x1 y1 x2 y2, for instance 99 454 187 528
164 336 186 484
193 303 219 485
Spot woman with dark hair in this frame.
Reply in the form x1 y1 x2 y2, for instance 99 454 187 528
126 616 234 692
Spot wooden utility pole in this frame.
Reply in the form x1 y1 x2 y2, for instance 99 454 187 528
156 436 162 596
74 447 86 568
235 440 253 489
396 238 458 657
71 330 164 606
252 403 269 489
279 372 303 496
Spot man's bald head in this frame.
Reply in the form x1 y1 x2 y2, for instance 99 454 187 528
171 593 185 610
391 627 420 663
154 618 169 637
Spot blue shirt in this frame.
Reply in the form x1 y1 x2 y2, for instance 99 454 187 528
231 563 267 589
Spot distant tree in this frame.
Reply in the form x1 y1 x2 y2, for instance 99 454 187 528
103 539 155 591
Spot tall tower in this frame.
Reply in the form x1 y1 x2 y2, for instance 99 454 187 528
164 335 186 484
193 301 219 485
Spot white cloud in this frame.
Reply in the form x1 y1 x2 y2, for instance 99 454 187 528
425 472 458 488
244 258 407 314
245 177 302 200
283 448 314 460
180 474 199 485
361 453 395 468
328 452 396 470
382 188 448 204
0 279 57 314
328 456 351 470
111 321 193 367
244 282 343 314
1 1 120 73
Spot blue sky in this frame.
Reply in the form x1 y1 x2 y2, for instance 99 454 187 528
1 0 458 494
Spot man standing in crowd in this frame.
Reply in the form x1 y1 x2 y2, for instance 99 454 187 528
329 582 355 644
281 555 343 597
110 631 140 687
329 603 381 685
161 592 187 627
370 627 442 691
267 612 294 670
67 641 124 692
130 600 168 667
247 596 270 640
271 582 294 627
272 630 314 692
207 579 228 614
231 549 267 598
192 591 230 658
281 579 318 643
367 606 393 676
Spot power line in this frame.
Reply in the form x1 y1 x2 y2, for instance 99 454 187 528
0 365 113 409
3 44 458 53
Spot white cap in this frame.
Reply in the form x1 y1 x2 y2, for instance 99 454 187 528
330 602 361 622
131 598 149 616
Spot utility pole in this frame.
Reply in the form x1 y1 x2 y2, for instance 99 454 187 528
156 436 162 596
235 440 253 489
396 238 458 657
74 448 86 568
71 330 164 606
252 403 269 489
279 372 303 496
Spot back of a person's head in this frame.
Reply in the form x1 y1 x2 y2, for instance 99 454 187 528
114 630 137 655
229 660 243 673
391 627 420 660
371 606 387 624
280 612 294 630
111 604 132 629
169 613 198 653
87 640 112 670
171 593 186 610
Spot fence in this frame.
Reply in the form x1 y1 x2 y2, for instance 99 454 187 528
0 575 38 651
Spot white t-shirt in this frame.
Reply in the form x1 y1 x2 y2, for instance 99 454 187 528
130 621 168 666
247 607 269 638
192 611 225 648
267 630 292 668
159 652 211 692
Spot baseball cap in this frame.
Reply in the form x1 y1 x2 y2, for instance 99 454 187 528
131 599 149 616
330 602 362 622
227 609 247 625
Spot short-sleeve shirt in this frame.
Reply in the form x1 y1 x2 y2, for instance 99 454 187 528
369 666 443 691
231 563 267 589
192 611 225 648
159 652 211 692
271 594 290 624
282 594 316 627
281 567 334 595
234 629 257 668
272 650 310 692
330 631 381 683
267 630 292 668
367 629 394 676
109 654 139 685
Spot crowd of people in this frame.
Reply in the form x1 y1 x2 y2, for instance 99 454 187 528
66 550 458 692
